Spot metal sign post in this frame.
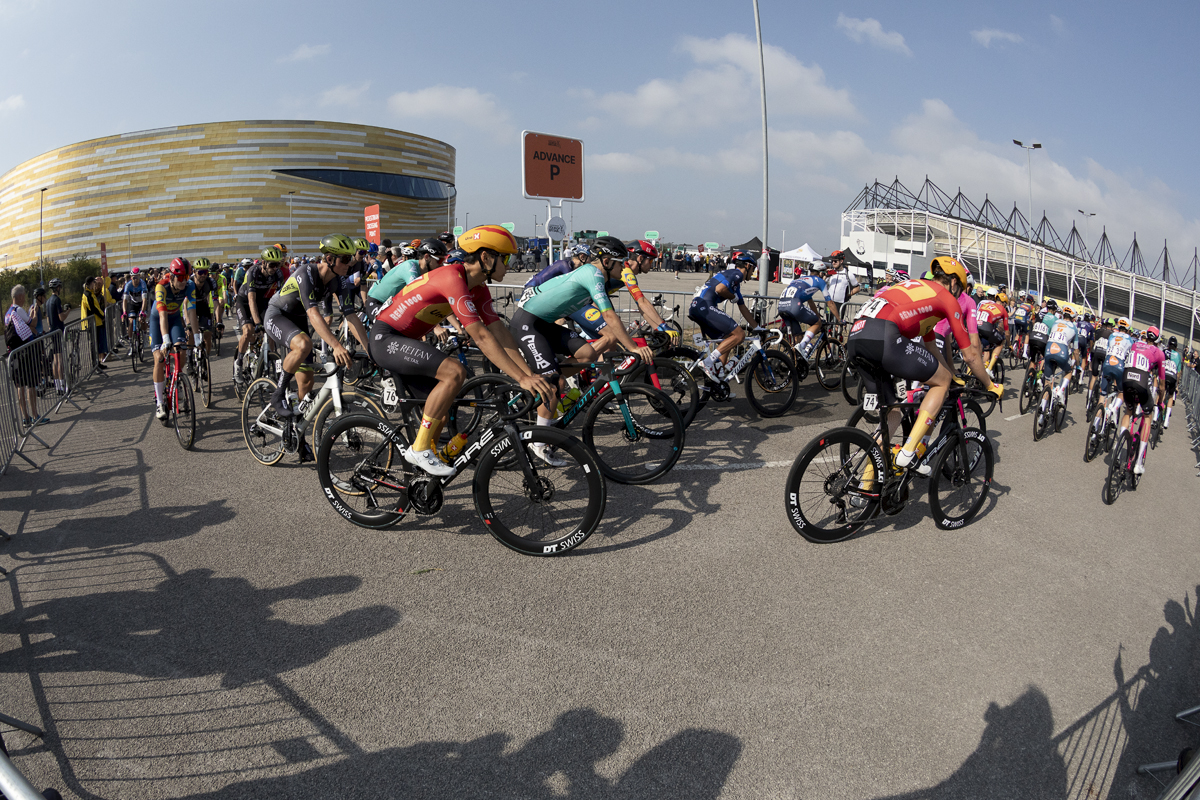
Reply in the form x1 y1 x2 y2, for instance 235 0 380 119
522 131 584 267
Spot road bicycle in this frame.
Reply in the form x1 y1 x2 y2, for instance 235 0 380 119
648 294 684 340
241 354 387 465
1018 358 1046 416
161 341 196 451
784 358 995 541
124 314 148 372
623 324 700 428
233 327 281 401
316 389 607 556
1084 388 1122 463
1033 375 1071 441
212 321 224 357
1103 394 1156 505
664 326 798 417
185 329 213 409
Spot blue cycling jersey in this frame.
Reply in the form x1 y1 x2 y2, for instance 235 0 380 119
525 259 574 289
780 276 827 303
698 268 745 305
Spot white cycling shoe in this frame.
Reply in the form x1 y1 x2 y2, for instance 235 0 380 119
530 443 569 467
155 404 168 421
404 446 455 477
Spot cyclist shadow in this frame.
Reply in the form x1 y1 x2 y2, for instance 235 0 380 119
0 568 398 689
180 707 742 800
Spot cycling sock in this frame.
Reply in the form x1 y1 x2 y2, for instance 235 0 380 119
1137 440 1148 466
799 331 815 351
536 415 554 427
413 413 439 452
428 418 444 444
1165 407 1172 428
154 381 164 405
897 410 935 467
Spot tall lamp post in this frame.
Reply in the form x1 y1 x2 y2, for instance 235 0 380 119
1078 209 1096 309
38 187 47 286
1013 140 1041 294
123 223 133 271
288 192 296 253
753 0 769 294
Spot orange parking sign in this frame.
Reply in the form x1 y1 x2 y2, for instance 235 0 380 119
522 131 584 201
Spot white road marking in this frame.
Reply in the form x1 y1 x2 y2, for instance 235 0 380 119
1005 413 1028 421
668 459 801 472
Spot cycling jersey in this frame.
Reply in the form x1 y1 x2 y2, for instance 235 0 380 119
976 300 1009 331
1013 303 1034 324
192 277 217 314
779 276 828 331
524 259 575 289
518 264 614 322
1106 331 1135 369
1123 340 1166 412
618 264 645 303
696 268 745 305
154 278 195 317
123 279 149 309
367 259 421 304
1164 348 1183 381
931 290 978 345
1045 319 1078 373
377 263 499 339
854 279 973 350
236 264 280 300
268 261 336 325
780 276 827 303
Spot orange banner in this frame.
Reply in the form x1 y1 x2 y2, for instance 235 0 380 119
364 205 381 245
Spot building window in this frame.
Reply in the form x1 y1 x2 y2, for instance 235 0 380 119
274 169 455 200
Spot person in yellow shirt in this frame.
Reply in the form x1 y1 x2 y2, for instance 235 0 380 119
80 274 115 368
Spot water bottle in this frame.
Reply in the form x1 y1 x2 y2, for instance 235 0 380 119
439 433 469 463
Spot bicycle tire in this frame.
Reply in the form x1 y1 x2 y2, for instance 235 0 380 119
1104 430 1130 505
928 427 993 530
582 383 685 484
129 340 138 373
316 413 405 529
815 340 846 390
1033 388 1052 441
1018 366 1037 415
631 359 699 428
1151 417 1162 450
449 374 524 436
661 345 708 413
745 348 798 418
840 359 861 406
474 425 607 555
241 377 286 465
1083 406 1104 463
312 388 389 445
783 427 882 543
993 357 1005 385
173 373 196 451
200 350 213 408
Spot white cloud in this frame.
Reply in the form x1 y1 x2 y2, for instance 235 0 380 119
0 94 24 113
319 82 370 108
835 14 912 56
1050 15 1066 35
278 43 330 63
971 29 1023 48
387 85 512 142
594 33 854 129
591 152 655 173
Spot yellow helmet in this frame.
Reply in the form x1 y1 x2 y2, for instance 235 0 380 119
458 225 519 255
929 256 970 290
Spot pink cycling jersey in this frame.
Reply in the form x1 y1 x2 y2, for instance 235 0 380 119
1126 340 1166 383
933 292 978 339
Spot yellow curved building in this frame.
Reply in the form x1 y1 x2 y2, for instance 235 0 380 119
0 120 456 270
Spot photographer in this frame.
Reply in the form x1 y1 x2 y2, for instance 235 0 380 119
45 279 68 394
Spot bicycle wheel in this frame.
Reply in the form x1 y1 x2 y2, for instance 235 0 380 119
632 359 699 428
199 350 213 408
840 359 861 406
1151 416 1162 450
661 345 707 413
1104 430 1130 505
582 383 685 484
814 340 845 390
783 427 882 543
474 425 607 555
312 388 388 445
316 413 405 529
449 374 525 438
241 377 286 465
1083 405 1105 463
173 374 196 451
1032 388 1052 441
993 357 1005 385
745 348 798 417
1018 367 1037 415
928 428 993 529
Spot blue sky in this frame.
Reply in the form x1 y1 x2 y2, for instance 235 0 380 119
3 0 1199 278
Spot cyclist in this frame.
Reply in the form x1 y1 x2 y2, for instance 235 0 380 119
151 258 203 421
365 238 446 318
233 247 283 377
931 269 980 368
1096 318 1135 418
1086 316 1114 400
1163 335 1183 429
1120 326 1166 475
122 267 150 355
190 258 220 354
263 235 366 439
1040 311 1077 413
777 266 828 361
976 289 1009 377
847 257 1000 482
1027 298 1058 371
689 252 759 381
232 258 253 294
1011 290 1034 358
370 225 555 476
514 235 656 445
823 251 859 320
569 239 678 349
524 243 594 290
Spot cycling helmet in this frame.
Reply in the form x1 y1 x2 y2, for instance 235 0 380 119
884 267 898 281
49 278 62 289
457 225 519 255
168 257 190 277
1168 336 1178 349
566 243 592 260
1045 298 1058 311
351 237 371 253
192 257 212 271
130 267 140 275
445 248 466 265
1117 317 1129 330
592 235 628 260
986 288 998 299
437 232 455 245
416 238 449 259
733 251 757 267
261 246 285 264
240 258 253 267
272 243 289 255
1019 289 1027 298
319 233 357 256
1146 326 1159 342
894 269 909 282
929 256 970 290
628 239 659 259
400 245 418 259
34 287 45 298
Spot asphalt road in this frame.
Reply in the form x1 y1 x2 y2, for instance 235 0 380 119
2 272 1200 800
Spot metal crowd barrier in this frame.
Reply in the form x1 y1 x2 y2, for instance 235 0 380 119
104 302 123 360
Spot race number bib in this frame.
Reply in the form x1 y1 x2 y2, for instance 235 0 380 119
1033 322 1049 337
856 297 888 320
518 286 536 307
862 393 879 411
1110 340 1131 362
1132 352 1150 372
1050 326 1073 345
1165 358 1178 376
976 307 990 324
781 285 799 300
1093 338 1108 352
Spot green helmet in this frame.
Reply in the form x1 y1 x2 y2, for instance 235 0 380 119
261 246 285 264
192 257 212 270
352 237 370 253
319 234 356 256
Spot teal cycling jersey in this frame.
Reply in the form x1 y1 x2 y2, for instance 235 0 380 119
368 259 421 303
518 263 615 321
1165 349 1183 378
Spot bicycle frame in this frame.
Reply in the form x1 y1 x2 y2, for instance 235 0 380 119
687 329 783 383
248 362 347 444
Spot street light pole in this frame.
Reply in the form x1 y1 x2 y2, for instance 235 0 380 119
123 223 133 271
288 192 295 254
753 0 770 295
1078 209 1096 310
39 187 47 286
1013 140 1041 295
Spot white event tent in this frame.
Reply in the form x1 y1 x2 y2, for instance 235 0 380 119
778 243 824 280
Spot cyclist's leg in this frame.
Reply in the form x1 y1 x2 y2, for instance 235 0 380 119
264 309 309 415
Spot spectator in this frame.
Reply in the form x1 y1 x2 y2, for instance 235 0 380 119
5 285 40 426
31 287 46 336
81 275 113 370
45 279 68 395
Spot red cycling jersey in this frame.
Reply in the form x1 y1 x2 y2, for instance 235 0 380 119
976 300 1009 331
377 263 499 339
854 279 972 350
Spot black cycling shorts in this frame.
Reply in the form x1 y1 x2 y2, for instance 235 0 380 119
1090 347 1107 376
1166 376 1177 398
846 318 939 406
511 308 587 378
235 295 267 329
688 299 738 340
1028 337 1047 361
264 306 306 349
1122 376 1152 415
778 298 818 335
977 322 1004 347
367 319 446 390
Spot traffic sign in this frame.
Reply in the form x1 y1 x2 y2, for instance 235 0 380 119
546 218 567 240
501 223 515 233
597 231 609 237
452 226 464 236
705 242 720 251
522 131 585 201
645 231 660 241
364 204 381 245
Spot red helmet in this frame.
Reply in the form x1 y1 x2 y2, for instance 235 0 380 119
630 239 659 259
1146 326 1160 342
168 257 190 277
